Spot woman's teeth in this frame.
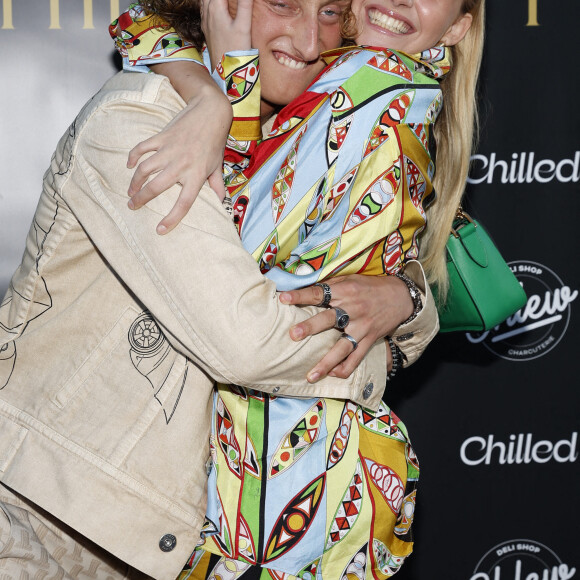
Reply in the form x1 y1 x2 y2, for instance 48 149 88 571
276 54 307 70
368 10 410 34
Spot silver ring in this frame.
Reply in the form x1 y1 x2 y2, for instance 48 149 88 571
314 282 332 307
340 332 358 351
334 307 350 330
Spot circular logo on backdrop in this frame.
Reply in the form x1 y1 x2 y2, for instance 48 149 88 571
466 260 577 361
470 539 576 580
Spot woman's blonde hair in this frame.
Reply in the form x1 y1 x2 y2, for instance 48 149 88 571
340 0 486 302
423 0 486 302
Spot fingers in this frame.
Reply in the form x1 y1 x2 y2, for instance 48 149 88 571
126 159 208 235
127 164 179 210
279 277 353 307
329 334 392 379
155 181 203 234
207 167 226 201
307 334 369 382
279 283 330 307
200 0 210 24
306 335 355 382
127 156 169 201
127 137 157 172
236 0 253 26
202 0 230 29
203 0 252 63
327 345 367 379
289 309 336 340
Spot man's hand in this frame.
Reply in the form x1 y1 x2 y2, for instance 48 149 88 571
279 274 413 381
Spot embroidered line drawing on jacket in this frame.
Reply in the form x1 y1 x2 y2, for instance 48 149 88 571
128 311 187 423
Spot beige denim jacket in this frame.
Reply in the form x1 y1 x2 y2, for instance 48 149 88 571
0 72 438 579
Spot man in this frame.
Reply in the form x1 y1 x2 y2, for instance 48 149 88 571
0 3 438 579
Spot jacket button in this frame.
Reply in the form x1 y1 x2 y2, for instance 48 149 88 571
159 534 177 552
363 383 374 400
272 387 280 393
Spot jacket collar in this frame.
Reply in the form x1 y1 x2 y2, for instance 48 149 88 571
321 44 451 80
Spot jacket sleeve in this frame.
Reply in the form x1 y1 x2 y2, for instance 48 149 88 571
109 5 204 71
61 74 387 409
392 260 439 367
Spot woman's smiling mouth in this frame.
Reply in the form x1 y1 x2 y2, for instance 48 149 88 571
368 9 411 34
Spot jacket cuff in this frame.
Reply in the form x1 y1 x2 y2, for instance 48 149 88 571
392 260 439 367
349 338 388 410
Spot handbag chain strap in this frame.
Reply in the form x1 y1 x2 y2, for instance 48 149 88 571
451 206 476 238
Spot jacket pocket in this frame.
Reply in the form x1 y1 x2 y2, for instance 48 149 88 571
52 307 139 409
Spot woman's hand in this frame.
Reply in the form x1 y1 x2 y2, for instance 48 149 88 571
279 275 414 381
127 62 233 234
202 0 253 71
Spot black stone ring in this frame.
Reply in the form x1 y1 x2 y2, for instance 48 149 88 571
334 307 350 330
340 333 358 351
314 282 332 307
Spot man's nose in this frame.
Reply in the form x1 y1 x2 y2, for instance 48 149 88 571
293 13 320 62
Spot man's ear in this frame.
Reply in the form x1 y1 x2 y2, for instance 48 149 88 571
440 11 473 47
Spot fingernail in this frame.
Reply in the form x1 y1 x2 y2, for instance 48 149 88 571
307 371 320 383
128 199 135 209
290 326 304 340
156 224 167 235
279 292 291 304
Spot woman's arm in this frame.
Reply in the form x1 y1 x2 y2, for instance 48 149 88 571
110 2 261 233
126 61 232 233
109 5 205 69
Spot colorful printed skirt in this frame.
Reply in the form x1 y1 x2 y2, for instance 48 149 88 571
179 386 419 579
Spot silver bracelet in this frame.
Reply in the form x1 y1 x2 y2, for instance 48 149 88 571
395 271 422 324
386 336 404 381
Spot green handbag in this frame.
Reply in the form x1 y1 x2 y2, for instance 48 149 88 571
437 210 528 333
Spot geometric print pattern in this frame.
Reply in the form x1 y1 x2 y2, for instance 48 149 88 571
0 493 145 579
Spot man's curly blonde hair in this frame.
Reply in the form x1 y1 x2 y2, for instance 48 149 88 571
141 0 204 49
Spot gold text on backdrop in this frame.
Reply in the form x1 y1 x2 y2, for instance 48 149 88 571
1 0 12 28
0 0 545 31
1 0 121 29
526 0 539 26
